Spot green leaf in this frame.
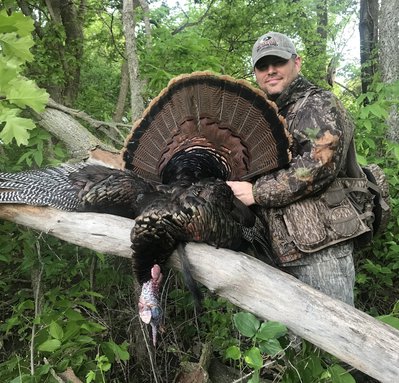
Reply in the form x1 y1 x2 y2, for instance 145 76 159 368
0 57 19 91
377 315 399 330
225 345 241 360
77 301 98 313
258 338 283 356
63 323 81 341
81 322 106 333
96 354 112 372
244 347 263 369
368 104 388 119
393 144 399 161
362 119 372 131
35 363 51 376
0 113 36 145
10 375 30 383
248 371 260 383
33 149 43 167
77 335 95 344
0 33 34 62
7 78 49 111
86 370 96 383
103 341 130 361
49 321 64 340
356 154 367 166
257 321 287 340
233 312 260 338
0 10 34 36
65 308 85 321
328 364 355 383
37 339 61 352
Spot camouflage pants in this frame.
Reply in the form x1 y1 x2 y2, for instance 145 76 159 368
281 241 355 306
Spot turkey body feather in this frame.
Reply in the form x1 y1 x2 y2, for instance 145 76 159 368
0 72 291 345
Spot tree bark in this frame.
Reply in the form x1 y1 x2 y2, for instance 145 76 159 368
35 101 119 162
122 0 145 122
379 0 399 142
113 60 130 123
0 205 398 383
58 0 85 106
359 0 379 94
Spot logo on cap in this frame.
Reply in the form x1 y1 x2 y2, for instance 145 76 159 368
256 36 278 52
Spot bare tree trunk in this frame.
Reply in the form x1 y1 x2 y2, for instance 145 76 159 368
122 0 145 122
359 0 379 94
59 1 86 106
113 60 130 123
138 0 152 48
296 0 329 86
379 0 399 142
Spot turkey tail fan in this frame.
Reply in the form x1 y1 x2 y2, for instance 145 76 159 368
123 71 291 183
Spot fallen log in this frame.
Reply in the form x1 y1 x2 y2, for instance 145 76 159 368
0 205 398 382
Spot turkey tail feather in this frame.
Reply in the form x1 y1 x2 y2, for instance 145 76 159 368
0 164 156 218
176 243 203 309
0 164 86 210
123 71 292 183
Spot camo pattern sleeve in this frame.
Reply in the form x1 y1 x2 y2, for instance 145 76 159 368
252 77 355 208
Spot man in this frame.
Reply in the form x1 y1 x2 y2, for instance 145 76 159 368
227 32 367 306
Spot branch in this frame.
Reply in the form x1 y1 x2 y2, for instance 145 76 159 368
32 99 125 168
0 206 132 257
172 0 216 35
34 104 114 160
334 80 359 98
45 98 131 146
0 205 398 382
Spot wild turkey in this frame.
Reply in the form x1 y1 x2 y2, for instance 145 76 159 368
0 71 291 345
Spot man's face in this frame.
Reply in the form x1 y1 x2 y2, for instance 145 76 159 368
254 55 302 99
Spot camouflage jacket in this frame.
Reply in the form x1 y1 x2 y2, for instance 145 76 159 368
253 75 355 208
252 76 358 263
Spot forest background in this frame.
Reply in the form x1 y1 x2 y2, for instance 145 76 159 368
0 0 398 382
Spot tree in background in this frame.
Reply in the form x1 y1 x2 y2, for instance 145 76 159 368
16 0 86 106
379 0 399 142
358 0 378 94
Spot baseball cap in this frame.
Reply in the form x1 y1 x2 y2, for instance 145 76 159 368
252 32 297 67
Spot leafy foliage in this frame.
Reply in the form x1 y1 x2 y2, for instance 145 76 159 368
225 312 287 382
0 224 133 382
353 78 399 315
0 10 48 145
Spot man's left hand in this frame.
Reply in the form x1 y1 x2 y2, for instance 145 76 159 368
226 181 255 206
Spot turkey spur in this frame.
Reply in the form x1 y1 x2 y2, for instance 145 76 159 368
0 71 291 346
